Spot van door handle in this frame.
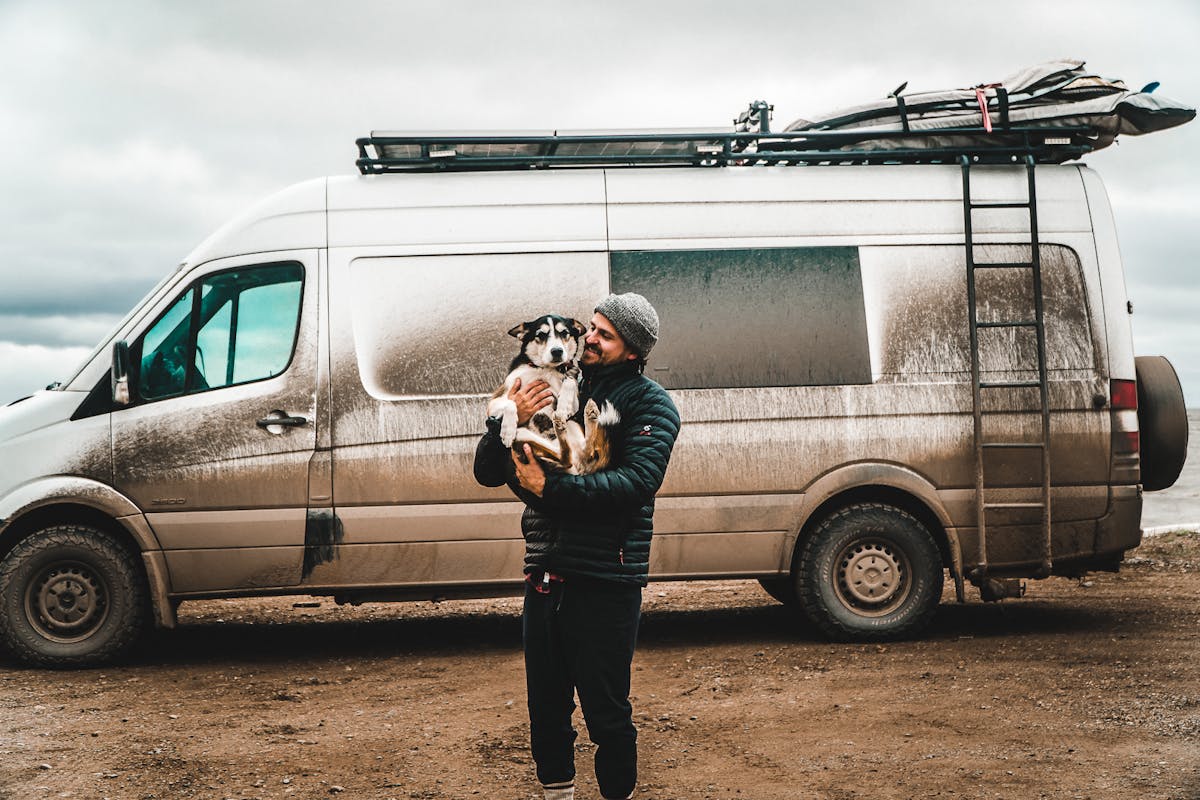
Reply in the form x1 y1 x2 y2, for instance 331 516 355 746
256 413 308 429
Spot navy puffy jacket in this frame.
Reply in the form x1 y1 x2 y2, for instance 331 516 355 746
473 360 680 585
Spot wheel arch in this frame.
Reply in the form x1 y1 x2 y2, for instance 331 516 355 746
789 463 962 592
0 478 175 629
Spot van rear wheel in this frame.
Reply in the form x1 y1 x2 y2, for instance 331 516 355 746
0 525 147 668
797 503 942 641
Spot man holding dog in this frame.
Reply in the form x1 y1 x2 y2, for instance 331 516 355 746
474 292 680 800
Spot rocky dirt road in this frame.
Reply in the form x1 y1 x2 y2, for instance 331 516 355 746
1 532 1198 800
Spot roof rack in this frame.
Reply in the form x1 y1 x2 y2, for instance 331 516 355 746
355 105 1096 175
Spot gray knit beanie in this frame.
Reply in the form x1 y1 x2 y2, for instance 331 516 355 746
595 292 659 359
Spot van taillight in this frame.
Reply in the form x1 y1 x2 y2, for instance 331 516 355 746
1110 379 1140 458
1111 379 1138 411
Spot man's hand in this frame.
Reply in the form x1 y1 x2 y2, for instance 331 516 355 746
512 444 546 497
511 378 554 426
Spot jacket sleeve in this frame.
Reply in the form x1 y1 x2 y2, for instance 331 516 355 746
473 416 513 488
538 386 680 516
474 416 556 515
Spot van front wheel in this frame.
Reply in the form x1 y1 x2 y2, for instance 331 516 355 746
0 525 147 668
797 503 943 641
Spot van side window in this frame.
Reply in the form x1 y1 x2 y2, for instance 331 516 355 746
135 263 304 402
347 252 608 398
859 244 1095 380
611 247 872 389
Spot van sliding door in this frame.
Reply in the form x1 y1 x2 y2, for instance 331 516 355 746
324 250 610 589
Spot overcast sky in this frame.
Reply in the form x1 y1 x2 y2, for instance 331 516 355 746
1 0 1197 406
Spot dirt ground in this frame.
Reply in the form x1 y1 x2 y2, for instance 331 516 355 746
1 532 1198 800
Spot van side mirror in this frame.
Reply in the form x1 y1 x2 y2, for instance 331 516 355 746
112 340 131 405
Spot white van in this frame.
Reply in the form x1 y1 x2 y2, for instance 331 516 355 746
0 126 1188 666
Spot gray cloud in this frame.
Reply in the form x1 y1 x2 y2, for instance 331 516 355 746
0 313 120 348
0 273 160 316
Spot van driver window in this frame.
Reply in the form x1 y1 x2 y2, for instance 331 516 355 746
136 263 303 402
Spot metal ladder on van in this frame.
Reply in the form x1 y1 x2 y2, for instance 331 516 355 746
961 155 1053 583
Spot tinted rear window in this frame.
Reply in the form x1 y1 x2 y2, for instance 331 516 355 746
611 247 872 389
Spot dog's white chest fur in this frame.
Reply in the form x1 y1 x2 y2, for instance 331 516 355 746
505 364 570 400
487 365 580 447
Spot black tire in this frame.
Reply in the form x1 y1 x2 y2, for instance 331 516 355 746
758 577 798 605
1135 355 1189 492
0 525 148 668
797 503 943 642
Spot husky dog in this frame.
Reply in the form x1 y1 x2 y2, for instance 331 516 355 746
487 314 619 475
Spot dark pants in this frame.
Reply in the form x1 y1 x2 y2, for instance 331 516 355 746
523 576 642 800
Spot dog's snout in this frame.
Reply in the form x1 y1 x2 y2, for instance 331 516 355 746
550 347 564 361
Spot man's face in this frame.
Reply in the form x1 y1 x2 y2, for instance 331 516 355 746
580 312 638 367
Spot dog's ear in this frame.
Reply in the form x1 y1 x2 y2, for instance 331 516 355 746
507 322 529 339
567 318 587 338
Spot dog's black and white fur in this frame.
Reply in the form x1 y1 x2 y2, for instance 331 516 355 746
488 314 619 476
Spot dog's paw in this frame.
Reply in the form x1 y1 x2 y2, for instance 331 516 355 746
499 419 517 447
584 398 601 422
557 377 579 418
490 399 519 446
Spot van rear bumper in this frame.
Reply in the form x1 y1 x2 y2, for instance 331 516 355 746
1094 483 1143 559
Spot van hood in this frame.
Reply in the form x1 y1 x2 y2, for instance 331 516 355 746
0 389 114 504
0 390 87 444
0 391 116 527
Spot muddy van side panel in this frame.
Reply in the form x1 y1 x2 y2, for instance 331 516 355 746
604 165 1111 576
305 164 1115 592
318 172 608 590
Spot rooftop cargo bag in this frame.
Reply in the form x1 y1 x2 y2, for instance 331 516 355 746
784 59 1195 153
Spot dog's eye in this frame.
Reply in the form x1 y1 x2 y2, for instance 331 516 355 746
535 332 548 341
